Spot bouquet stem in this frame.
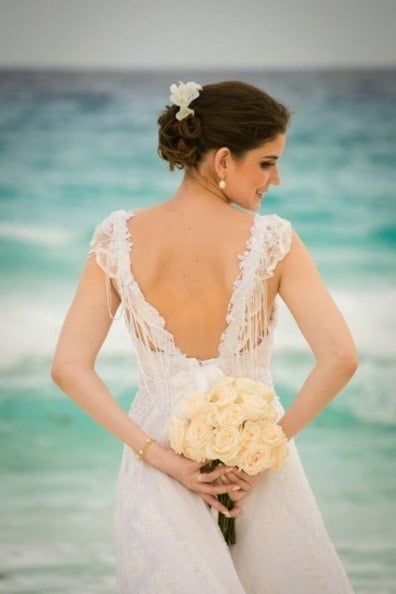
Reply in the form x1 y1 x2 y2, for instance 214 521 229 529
202 460 236 546
217 493 236 545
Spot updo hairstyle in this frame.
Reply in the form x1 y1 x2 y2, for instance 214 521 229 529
157 80 291 172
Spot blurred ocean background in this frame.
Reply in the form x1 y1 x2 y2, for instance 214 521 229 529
0 68 395 593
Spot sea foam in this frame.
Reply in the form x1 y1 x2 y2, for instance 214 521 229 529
0 222 74 247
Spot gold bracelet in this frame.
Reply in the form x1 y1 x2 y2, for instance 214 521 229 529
136 437 156 461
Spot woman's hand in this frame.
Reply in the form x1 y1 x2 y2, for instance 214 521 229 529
218 467 262 503
147 444 243 517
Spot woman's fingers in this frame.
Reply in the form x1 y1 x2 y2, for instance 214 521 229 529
193 467 241 495
200 494 242 517
197 481 242 496
219 469 262 502
184 463 259 501
223 469 260 492
219 473 247 501
200 493 233 516
228 500 243 517
197 465 234 483
189 465 245 516
227 488 246 502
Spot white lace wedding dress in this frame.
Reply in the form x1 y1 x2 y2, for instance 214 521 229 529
89 208 355 594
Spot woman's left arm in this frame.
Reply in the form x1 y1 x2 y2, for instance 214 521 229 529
274 229 359 440
220 227 360 501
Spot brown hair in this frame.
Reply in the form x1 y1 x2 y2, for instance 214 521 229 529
157 80 291 171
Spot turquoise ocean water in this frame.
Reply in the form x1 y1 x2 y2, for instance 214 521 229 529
0 69 395 593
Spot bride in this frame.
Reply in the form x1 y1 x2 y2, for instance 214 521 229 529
51 80 358 593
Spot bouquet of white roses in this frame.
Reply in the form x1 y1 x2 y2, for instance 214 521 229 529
168 376 288 544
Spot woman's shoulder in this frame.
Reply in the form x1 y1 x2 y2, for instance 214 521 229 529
254 212 294 273
256 211 293 242
257 211 292 226
88 208 137 255
91 207 136 229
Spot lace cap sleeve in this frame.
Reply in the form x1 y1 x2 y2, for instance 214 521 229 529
88 209 131 277
262 213 293 278
88 209 131 318
89 212 117 278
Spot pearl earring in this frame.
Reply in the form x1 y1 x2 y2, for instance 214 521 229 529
219 179 226 190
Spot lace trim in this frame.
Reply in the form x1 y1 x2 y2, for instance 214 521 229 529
87 208 293 383
219 213 292 360
224 213 260 326
88 209 134 319
88 209 132 278
120 209 261 365
262 213 293 279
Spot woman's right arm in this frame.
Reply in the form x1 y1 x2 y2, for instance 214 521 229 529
51 255 240 516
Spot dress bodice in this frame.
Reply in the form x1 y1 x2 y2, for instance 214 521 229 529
88 208 292 420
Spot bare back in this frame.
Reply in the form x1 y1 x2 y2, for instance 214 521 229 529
123 203 282 361
87 203 296 395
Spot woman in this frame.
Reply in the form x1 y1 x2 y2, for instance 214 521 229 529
51 80 359 593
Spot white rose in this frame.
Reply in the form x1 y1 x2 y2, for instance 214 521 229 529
183 444 207 464
205 427 241 462
236 377 276 402
268 443 288 470
193 402 218 426
185 417 213 449
216 403 245 428
168 415 187 454
181 392 207 420
242 394 273 422
238 444 273 475
207 383 238 407
240 421 262 447
260 405 278 424
261 424 287 448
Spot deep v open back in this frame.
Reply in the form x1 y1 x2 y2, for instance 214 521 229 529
124 209 261 363
89 207 292 417
87 208 355 594
90 209 291 363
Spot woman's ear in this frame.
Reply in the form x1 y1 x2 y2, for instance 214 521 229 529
213 147 231 178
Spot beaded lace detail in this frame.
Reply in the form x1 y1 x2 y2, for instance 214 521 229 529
88 208 292 417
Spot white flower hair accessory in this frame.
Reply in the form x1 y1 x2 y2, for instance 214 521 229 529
169 81 203 121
